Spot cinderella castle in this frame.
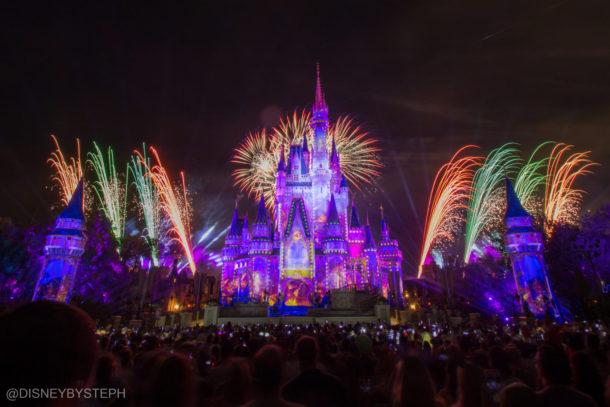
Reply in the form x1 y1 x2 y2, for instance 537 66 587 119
221 68 404 312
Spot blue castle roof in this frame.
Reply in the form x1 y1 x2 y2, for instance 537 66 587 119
350 202 360 228
326 194 340 225
277 149 286 172
330 137 339 165
58 179 85 221
228 204 241 237
505 177 530 219
364 216 376 249
254 197 269 225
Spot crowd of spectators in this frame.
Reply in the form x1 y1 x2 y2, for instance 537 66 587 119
1 300 609 407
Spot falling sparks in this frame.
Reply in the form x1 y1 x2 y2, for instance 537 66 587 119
418 146 482 278
143 147 196 274
232 110 381 209
232 129 277 207
514 141 553 214
48 135 83 206
329 115 382 187
130 144 162 266
464 143 521 263
87 142 125 242
544 143 597 235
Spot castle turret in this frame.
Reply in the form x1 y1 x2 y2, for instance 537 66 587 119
310 63 329 151
330 137 342 193
226 203 241 243
221 202 242 303
363 215 379 288
380 206 390 242
323 195 347 254
377 206 404 307
248 197 272 301
302 134 310 171
275 147 286 232
252 197 271 240
504 177 558 318
330 136 340 172
33 179 86 302
348 201 365 258
309 65 332 239
240 213 251 254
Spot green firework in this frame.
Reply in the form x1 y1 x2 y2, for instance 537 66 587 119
87 142 126 243
464 143 521 263
514 141 553 210
129 144 161 266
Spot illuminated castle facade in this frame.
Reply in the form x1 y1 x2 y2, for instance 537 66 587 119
221 69 404 310
504 178 557 317
33 180 86 303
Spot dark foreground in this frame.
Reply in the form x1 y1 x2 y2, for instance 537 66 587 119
1 301 608 407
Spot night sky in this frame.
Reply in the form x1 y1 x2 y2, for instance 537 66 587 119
2 1 609 269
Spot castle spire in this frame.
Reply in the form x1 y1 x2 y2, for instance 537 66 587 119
380 204 388 231
326 194 340 225
277 146 286 172
314 62 327 111
380 204 390 240
350 200 360 228
33 178 87 302
310 63 329 133
364 213 376 249
330 136 339 167
254 196 269 225
302 134 309 153
505 177 529 219
228 201 241 237
59 179 85 221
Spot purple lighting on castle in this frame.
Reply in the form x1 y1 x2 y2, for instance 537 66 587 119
220 67 404 313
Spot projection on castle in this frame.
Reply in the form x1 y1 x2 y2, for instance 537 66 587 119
221 69 404 313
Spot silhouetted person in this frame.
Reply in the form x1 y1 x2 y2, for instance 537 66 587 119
392 355 443 407
91 352 125 407
282 335 347 407
571 351 605 407
94 353 118 389
497 383 537 407
151 353 195 407
245 344 303 407
485 346 520 405
0 300 98 407
535 345 596 407
210 358 252 407
453 362 489 407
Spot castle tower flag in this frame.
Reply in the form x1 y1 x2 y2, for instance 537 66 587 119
503 177 558 318
33 179 86 302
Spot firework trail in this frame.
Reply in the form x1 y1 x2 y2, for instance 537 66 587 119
87 142 125 242
418 146 481 278
330 115 382 186
232 129 277 206
464 143 521 263
545 143 597 235
232 110 381 209
143 147 196 274
48 135 83 206
272 109 312 148
514 141 553 213
130 144 161 266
